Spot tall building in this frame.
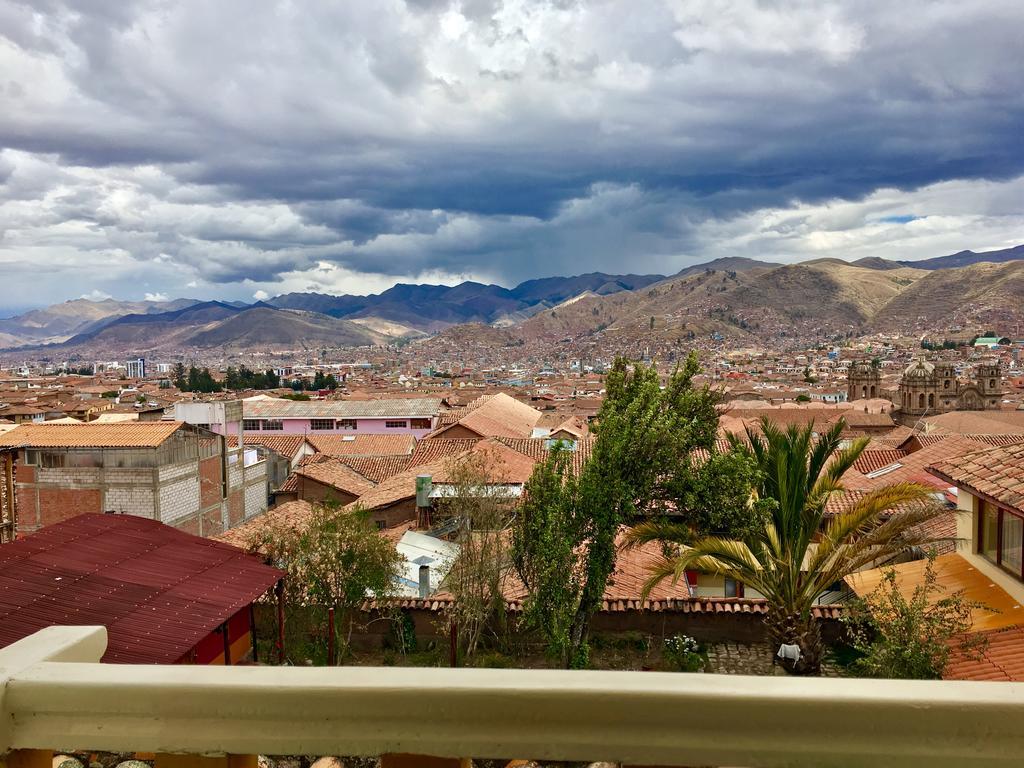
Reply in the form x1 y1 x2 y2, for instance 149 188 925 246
846 360 882 402
124 357 146 379
897 358 1003 418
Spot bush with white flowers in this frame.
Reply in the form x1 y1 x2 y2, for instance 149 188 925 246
663 634 705 672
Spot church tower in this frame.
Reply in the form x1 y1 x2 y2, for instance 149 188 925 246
847 360 881 402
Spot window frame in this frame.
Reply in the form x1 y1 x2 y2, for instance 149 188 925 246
309 419 335 431
337 419 357 430
385 420 408 429
261 419 284 432
979 500 1024 582
410 418 432 430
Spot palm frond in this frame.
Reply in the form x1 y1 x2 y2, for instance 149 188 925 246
622 519 694 550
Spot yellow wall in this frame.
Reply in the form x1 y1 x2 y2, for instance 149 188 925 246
956 489 1024 605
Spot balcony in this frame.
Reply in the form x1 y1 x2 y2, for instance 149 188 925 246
2 626 1023 768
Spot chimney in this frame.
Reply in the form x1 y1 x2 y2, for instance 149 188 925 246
416 474 433 528
418 564 430 599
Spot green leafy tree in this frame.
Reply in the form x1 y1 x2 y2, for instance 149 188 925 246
514 353 745 667
250 501 403 663
632 417 947 674
844 551 988 679
437 451 515 660
172 362 187 390
512 446 583 667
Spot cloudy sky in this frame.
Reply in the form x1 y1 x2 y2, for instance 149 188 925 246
1 0 1022 311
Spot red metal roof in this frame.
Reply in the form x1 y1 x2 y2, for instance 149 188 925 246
0 513 283 664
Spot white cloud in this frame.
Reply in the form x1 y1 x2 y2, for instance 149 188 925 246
252 290 269 301
0 0 1019 305
79 289 112 301
144 292 169 302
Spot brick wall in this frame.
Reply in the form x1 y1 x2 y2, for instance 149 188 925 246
37 488 102 528
202 505 225 537
199 456 224 509
228 490 245 527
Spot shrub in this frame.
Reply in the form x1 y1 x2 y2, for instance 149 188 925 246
663 634 705 672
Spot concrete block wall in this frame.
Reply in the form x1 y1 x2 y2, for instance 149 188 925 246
103 485 156 518
159 475 202 524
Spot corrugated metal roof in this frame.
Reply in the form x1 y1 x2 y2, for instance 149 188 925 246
0 421 187 449
0 513 283 663
243 398 443 419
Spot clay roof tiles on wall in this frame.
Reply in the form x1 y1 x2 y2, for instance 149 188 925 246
294 458 378 497
0 421 187 449
929 442 1024 514
306 433 416 457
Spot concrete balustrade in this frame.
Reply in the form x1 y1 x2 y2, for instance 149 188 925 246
2 626 1024 767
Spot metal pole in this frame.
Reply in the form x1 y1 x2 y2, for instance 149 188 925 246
276 579 285 665
449 620 458 668
249 603 259 664
328 607 336 666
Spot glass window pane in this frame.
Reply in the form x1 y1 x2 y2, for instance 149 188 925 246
1001 512 1023 575
982 503 999 563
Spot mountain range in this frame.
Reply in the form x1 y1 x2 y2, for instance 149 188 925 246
1 245 1021 355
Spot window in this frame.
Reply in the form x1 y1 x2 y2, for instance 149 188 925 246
310 419 334 431
262 420 284 431
981 503 998 562
724 578 744 598
980 502 1024 580
410 418 431 429
385 420 408 429
944 379 950 389
23 450 38 466
243 420 261 431
376 520 387 530
1002 513 1023 575
337 419 357 430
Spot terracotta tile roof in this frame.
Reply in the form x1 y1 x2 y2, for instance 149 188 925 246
363 594 841 619
493 436 596 476
928 442 1024 514
336 455 412 483
907 433 1024 449
408 439 480 467
852 449 910 474
215 500 315 549
873 425 915 447
344 462 442 513
427 392 540 439
0 421 187 448
295 458 378 496
227 434 307 459
306 433 416 457
842 436 993 492
945 625 1024 682
921 411 1024 435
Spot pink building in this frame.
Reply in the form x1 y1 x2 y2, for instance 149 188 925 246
239 397 443 438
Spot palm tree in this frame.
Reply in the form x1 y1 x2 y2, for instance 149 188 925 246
627 417 947 674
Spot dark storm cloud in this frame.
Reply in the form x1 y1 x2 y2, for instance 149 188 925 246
0 0 1022 304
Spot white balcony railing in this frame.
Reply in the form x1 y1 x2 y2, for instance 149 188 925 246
3 626 1024 767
